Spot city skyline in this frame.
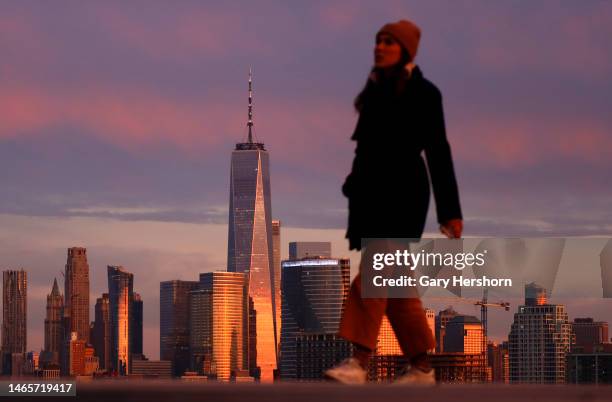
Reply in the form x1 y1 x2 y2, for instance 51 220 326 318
5 241 612 362
3 258 612 383
2 1 612 363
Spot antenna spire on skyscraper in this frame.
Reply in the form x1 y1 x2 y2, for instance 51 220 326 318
247 67 254 143
236 67 264 151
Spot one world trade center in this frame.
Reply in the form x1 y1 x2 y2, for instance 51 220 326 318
227 70 279 382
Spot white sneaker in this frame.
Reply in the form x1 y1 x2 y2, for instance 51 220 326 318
393 366 435 386
324 358 367 385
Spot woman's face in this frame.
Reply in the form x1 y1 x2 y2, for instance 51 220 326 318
374 33 403 68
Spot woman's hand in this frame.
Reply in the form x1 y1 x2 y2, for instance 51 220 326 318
440 218 463 238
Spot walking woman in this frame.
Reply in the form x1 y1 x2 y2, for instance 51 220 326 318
325 20 463 385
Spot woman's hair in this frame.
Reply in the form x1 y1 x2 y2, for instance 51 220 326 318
354 47 411 112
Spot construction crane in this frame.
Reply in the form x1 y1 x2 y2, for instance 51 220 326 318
425 289 510 377
475 289 510 367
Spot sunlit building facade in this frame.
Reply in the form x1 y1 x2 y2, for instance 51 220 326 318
369 308 436 381
190 272 248 381
444 315 484 354
227 73 277 381
107 265 134 375
272 219 281 364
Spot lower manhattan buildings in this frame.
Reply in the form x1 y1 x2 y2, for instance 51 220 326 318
190 272 248 381
132 293 143 357
160 280 199 376
107 265 134 375
64 247 90 344
42 278 63 368
279 255 350 379
226 72 279 381
91 294 110 371
2 269 27 375
509 283 572 383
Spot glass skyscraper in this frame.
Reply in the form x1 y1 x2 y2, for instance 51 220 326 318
132 292 143 356
190 272 248 381
272 219 281 363
107 265 133 375
279 257 350 379
160 280 199 377
227 71 278 381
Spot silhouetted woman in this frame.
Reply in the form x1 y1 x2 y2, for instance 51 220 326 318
326 19 463 385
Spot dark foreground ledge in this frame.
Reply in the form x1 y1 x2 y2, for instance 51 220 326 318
12 381 612 402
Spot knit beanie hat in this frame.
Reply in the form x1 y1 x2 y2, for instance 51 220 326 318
378 19 421 61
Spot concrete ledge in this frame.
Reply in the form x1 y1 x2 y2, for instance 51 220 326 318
11 381 612 402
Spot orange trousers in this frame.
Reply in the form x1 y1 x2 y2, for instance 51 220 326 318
338 273 435 358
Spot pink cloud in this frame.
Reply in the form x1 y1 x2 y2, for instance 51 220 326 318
0 84 354 167
0 85 238 153
451 116 612 169
2 82 609 175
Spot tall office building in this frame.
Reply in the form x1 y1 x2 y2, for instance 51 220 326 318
132 293 143 356
369 316 404 382
67 332 86 376
272 220 281 364
488 341 510 383
227 71 277 381
43 278 63 366
288 242 332 260
443 315 484 354
107 265 134 375
160 280 199 376
572 318 609 352
190 272 248 381
64 247 90 343
508 283 572 383
2 269 27 373
279 257 350 379
370 309 436 381
376 317 402 355
92 294 110 370
436 306 459 353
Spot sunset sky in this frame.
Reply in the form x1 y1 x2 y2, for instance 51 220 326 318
1 1 611 359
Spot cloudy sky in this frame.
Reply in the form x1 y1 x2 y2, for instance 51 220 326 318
1 1 611 358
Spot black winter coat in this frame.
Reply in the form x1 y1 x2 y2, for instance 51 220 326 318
343 66 462 250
